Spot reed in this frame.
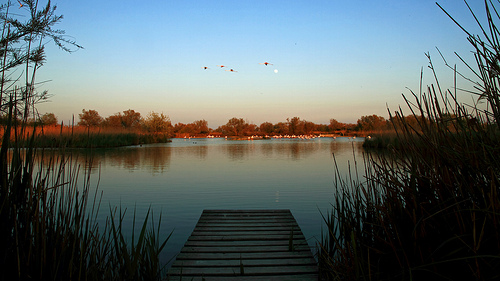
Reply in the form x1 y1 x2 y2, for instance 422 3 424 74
1 125 171 148
319 1 500 280
0 2 171 280
361 130 399 149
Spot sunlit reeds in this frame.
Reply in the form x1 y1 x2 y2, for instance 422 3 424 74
0 125 170 148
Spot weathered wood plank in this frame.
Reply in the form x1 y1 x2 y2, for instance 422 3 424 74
168 209 318 280
184 239 309 247
171 257 316 267
168 265 318 275
196 220 298 225
192 226 301 233
180 245 311 253
167 274 318 281
191 228 303 234
174 251 315 260
198 215 292 219
202 209 291 213
199 214 295 219
188 231 305 241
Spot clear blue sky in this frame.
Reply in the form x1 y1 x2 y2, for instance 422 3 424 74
32 0 485 128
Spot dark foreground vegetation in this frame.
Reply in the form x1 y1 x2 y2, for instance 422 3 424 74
0 1 170 280
318 1 500 280
3 1 499 281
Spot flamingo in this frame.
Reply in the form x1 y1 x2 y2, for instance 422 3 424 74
202 66 210 70
17 0 23 8
259 62 273 66
225 69 237 72
217 65 226 68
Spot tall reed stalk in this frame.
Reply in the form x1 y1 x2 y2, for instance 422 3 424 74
1 2 171 280
319 1 500 280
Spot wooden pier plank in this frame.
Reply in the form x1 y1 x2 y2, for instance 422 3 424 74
168 265 318 275
174 251 315 260
167 274 318 281
168 209 318 281
171 257 316 267
187 234 306 242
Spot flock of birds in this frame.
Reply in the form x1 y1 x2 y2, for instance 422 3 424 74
202 62 274 73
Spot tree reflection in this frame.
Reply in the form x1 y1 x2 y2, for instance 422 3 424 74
223 143 255 161
29 138 366 175
219 138 360 161
61 146 173 175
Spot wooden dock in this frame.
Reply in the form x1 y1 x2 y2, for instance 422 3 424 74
167 209 318 281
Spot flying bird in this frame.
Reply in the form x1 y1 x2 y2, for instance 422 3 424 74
217 65 226 68
202 66 210 70
259 62 273 66
17 0 23 8
225 69 237 72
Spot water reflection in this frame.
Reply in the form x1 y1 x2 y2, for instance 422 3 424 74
32 137 367 267
62 138 365 175
223 143 252 161
64 146 173 175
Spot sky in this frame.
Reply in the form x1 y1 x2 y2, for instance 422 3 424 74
23 0 487 128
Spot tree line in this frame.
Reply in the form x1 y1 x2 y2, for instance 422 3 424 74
17 109 394 137
5 108 469 138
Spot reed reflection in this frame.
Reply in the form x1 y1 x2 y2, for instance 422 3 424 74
43 138 367 176
63 146 173 175
105 147 172 174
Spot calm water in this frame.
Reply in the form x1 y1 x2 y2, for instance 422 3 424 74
79 137 366 266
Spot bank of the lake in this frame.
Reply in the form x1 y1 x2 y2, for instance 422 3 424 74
7 126 171 148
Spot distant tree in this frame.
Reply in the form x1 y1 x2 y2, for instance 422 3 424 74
316 124 330 132
259 122 274 135
104 113 123 127
274 122 289 135
40 113 58 125
173 123 185 133
78 109 103 127
225 117 246 136
345 123 357 132
121 109 141 128
302 121 316 134
329 118 343 131
287 117 302 135
356 114 387 131
181 123 196 134
143 112 171 134
193 120 209 134
243 123 257 136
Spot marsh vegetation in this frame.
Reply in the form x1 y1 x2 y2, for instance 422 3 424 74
3 1 500 281
0 1 170 280
318 1 500 280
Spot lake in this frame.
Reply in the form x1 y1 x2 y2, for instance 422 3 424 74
79 136 366 266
